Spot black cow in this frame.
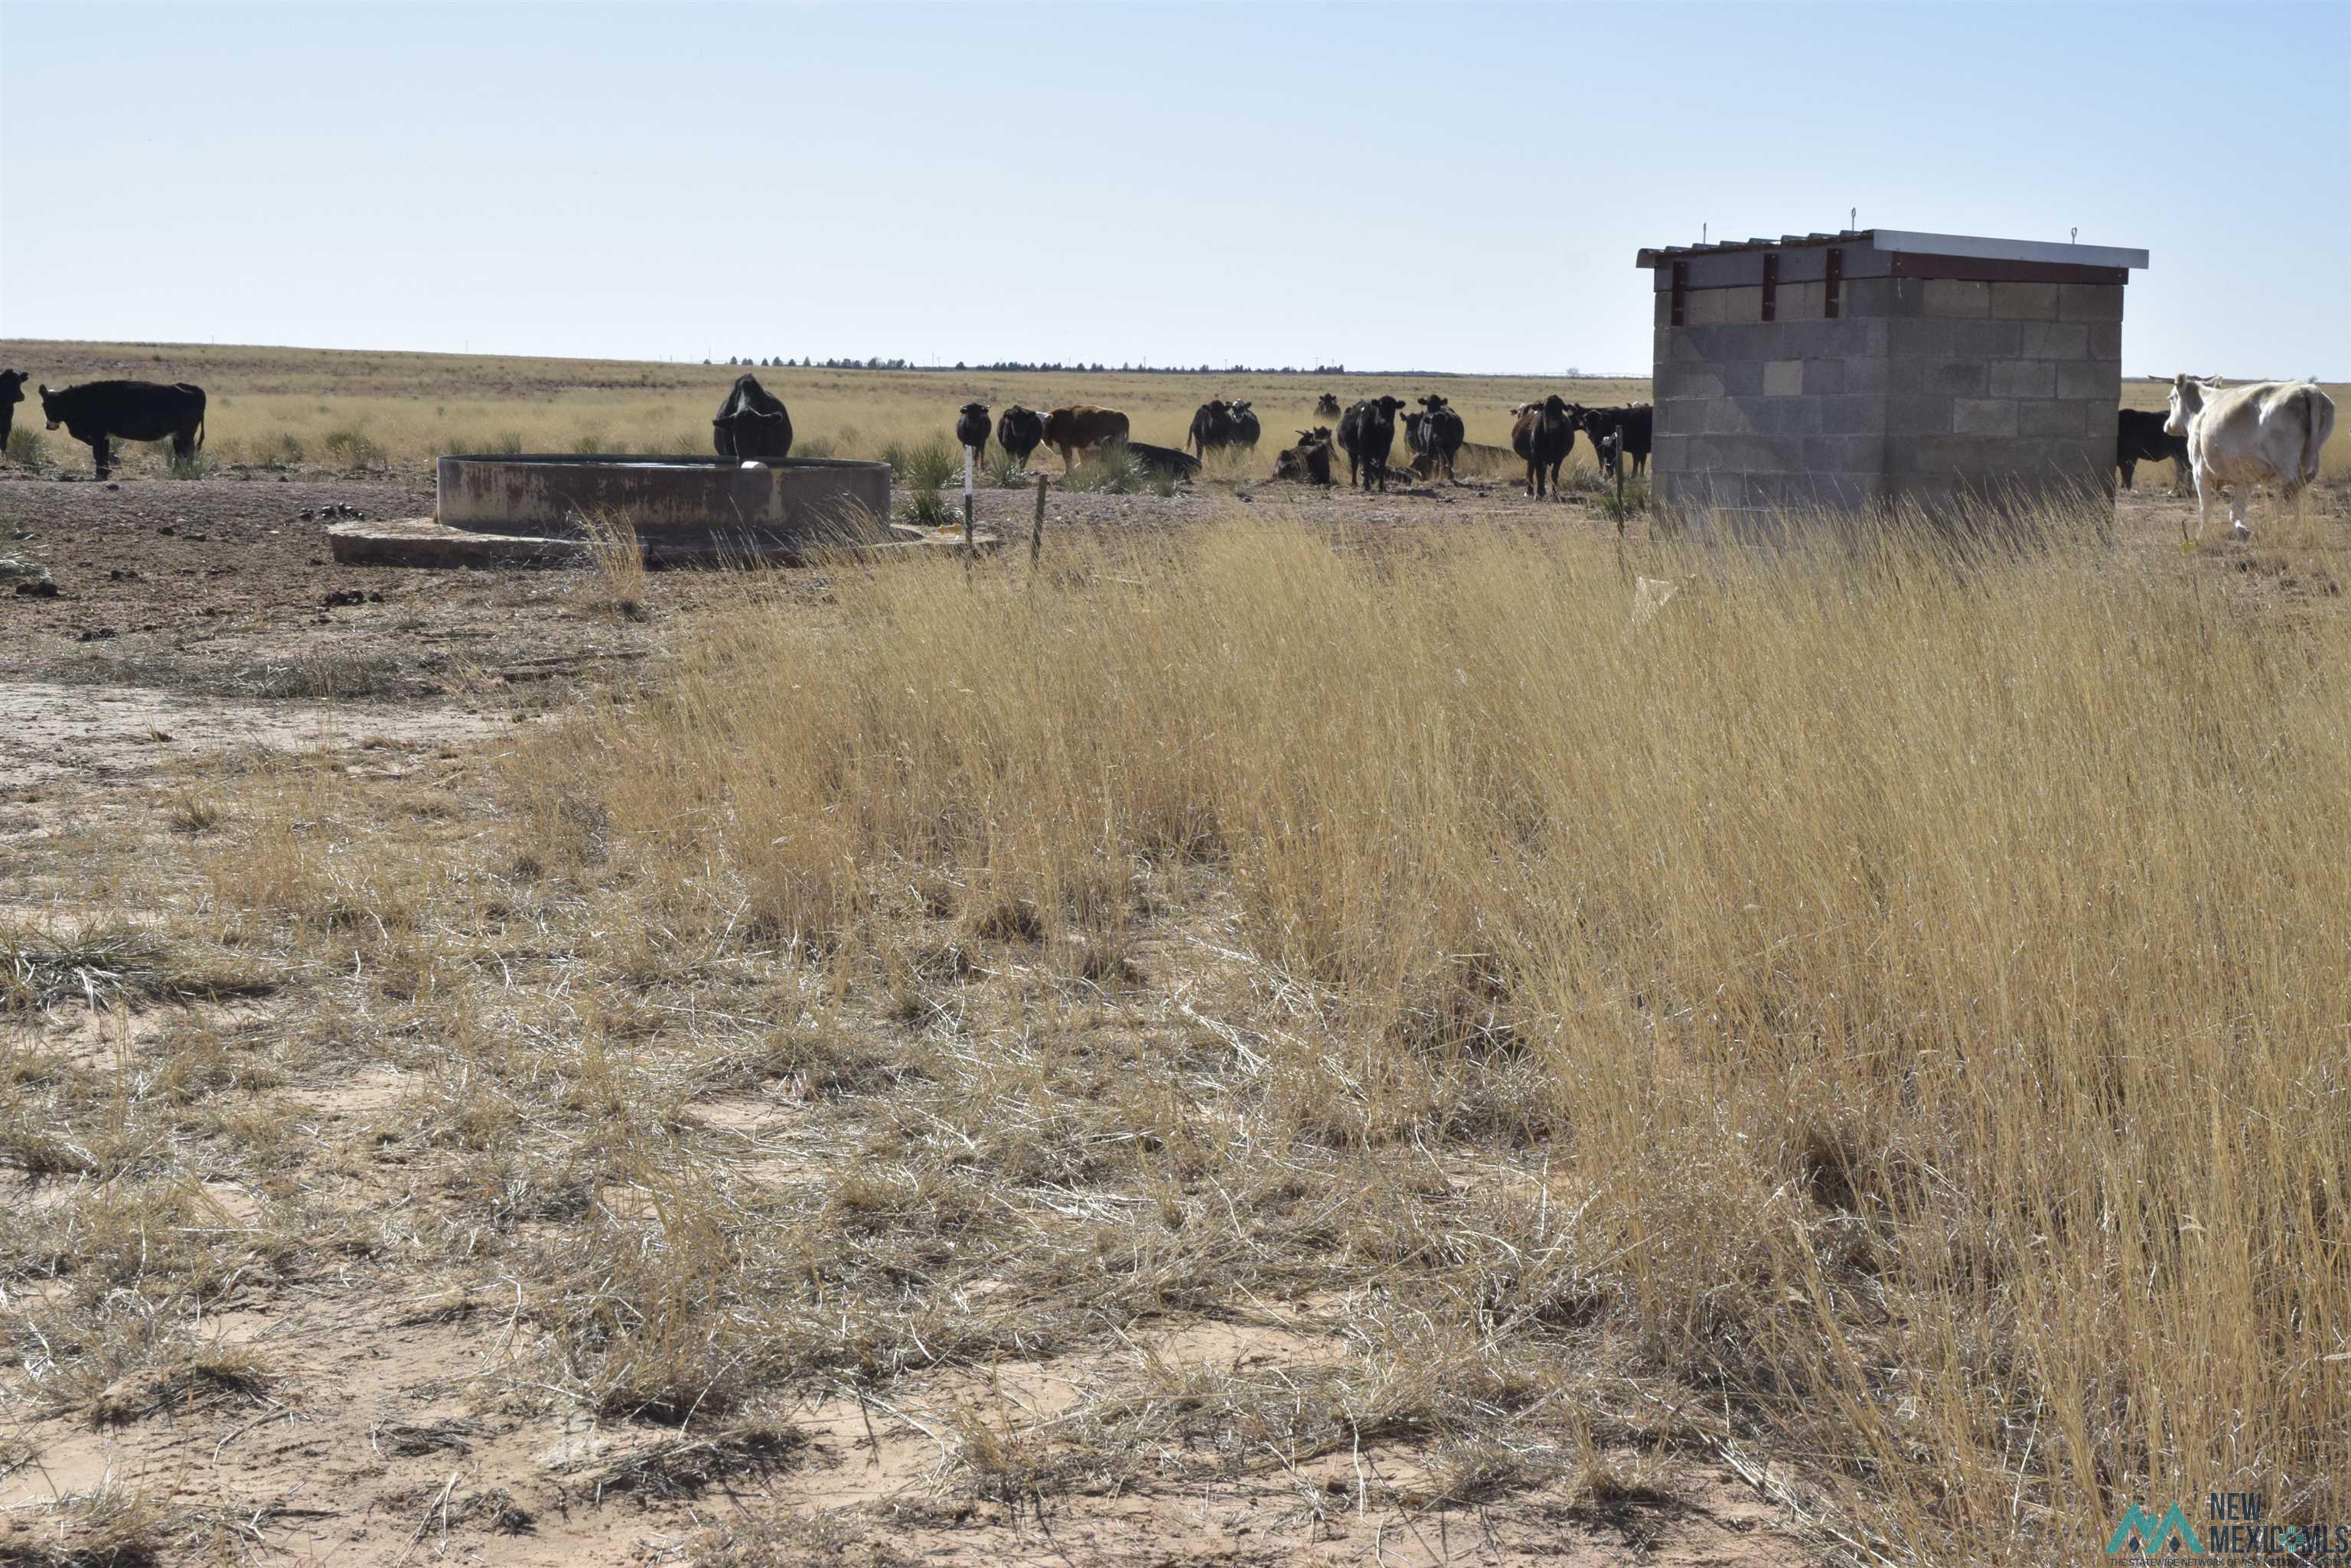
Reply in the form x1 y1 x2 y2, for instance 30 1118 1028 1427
38 380 206 478
1274 427 1335 485
1572 403 1652 478
1337 396 1407 491
997 405 1045 471
1403 410 1430 457
712 374 794 461
955 401 990 458
1315 393 1342 418
1227 399 1260 450
1417 394 1465 484
2117 406 2190 491
1512 395 1577 498
1188 399 1237 457
1127 440 1201 480
0 370 24 450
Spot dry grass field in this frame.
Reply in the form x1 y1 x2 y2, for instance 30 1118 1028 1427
3 341 2350 1566
0 339 1648 483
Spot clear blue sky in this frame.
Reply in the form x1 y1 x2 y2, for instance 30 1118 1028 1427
2 2 2343 377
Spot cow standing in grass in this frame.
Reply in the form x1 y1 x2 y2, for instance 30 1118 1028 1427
1337 396 1407 491
1572 403 1652 479
1188 399 1236 458
1512 395 1577 499
1417 395 1464 484
2116 407 2190 493
38 380 206 479
996 405 1045 472
1226 400 1260 451
1315 393 1342 419
1042 405 1130 471
0 370 24 451
2166 374 2336 541
955 402 990 460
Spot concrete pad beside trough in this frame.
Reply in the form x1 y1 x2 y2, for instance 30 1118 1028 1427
330 516 999 569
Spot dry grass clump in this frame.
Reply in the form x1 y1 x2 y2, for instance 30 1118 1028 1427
0 923 269 1013
503 503 2351 1549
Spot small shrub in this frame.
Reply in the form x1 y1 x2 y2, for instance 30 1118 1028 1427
572 432 611 455
889 438 960 526
1062 439 1149 494
1594 475 1649 528
576 507 648 620
793 436 836 461
320 426 386 470
6 427 46 467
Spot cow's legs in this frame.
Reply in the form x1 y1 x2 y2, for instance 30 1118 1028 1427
2228 486 2251 539
173 426 197 467
90 432 111 479
2118 457 2135 491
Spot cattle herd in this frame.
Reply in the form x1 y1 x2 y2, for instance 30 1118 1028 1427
0 366 2333 541
923 383 1658 498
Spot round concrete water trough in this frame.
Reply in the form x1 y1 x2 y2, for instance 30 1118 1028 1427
436 453 893 560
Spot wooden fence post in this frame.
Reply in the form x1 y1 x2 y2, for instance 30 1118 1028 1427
962 445 977 555
1031 472 1047 567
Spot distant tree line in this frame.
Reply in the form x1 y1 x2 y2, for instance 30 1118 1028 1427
702 356 1349 375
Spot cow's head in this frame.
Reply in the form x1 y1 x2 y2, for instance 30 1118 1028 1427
37 384 63 429
1542 394 1573 416
2164 373 2210 438
960 401 988 417
1228 399 1250 415
1419 394 1448 412
0 370 24 407
1375 396 1407 415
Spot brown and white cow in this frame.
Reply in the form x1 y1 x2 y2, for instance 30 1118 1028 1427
2166 375 2336 541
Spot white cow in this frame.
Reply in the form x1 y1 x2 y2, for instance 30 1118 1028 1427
2165 374 2336 541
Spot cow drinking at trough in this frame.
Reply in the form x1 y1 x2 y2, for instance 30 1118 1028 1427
2115 407 2190 492
1416 394 1465 484
712 374 793 461
1188 399 1236 457
1336 396 1407 491
997 405 1045 471
955 402 991 459
0 370 24 450
2165 374 2336 542
1042 405 1131 471
1512 395 1577 498
38 380 206 478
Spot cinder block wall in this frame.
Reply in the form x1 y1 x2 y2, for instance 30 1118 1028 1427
1652 270 2122 522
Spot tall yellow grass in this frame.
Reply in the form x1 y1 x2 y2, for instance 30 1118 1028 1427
518 506 2350 1550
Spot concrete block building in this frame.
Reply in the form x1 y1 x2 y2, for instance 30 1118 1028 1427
1635 230 2147 525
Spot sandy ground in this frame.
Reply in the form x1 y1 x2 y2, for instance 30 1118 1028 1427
3 465 2345 1566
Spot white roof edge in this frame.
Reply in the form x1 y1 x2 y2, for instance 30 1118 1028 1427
1870 230 2148 270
